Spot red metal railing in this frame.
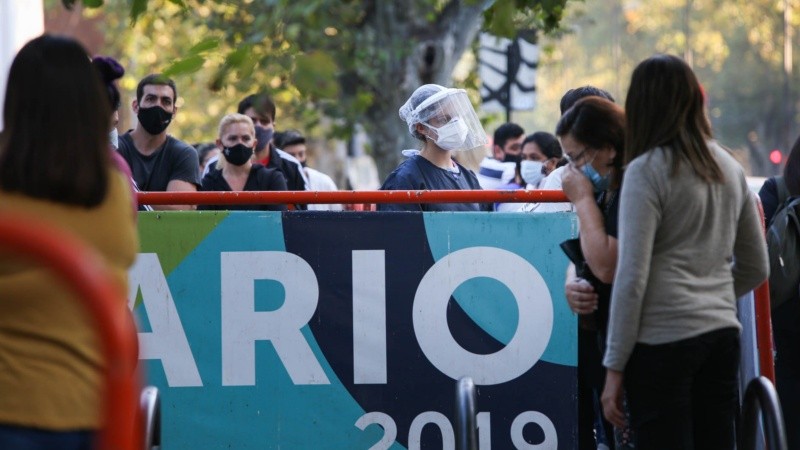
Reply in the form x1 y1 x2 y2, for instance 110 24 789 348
135 188 776 382
137 189 569 206
0 214 141 450
754 198 776 382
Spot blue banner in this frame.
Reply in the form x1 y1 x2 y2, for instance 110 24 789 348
129 211 578 449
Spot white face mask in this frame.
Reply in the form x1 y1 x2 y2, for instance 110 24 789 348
425 118 469 151
109 127 119 149
521 160 545 187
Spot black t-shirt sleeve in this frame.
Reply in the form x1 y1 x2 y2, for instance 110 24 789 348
604 192 620 238
377 165 423 212
279 158 306 191
256 167 288 211
115 133 142 187
167 139 201 187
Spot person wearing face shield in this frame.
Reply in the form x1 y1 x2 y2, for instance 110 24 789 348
116 74 201 210
199 114 287 211
377 84 489 212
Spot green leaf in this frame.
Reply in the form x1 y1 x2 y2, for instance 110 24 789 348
162 54 206 77
224 45 252 67
130 0 148 25
166 0 186 6
485 0 517 38
82 0 104 7
188 37 221 55
292 51 339 99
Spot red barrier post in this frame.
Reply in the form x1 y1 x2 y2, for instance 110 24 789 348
753 199 776 382
0 214 141 450
137 189 569 206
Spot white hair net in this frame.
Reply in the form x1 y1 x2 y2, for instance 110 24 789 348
399 85 488 152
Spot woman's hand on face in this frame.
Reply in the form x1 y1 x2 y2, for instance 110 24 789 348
564 277 598 314
561 164 594 203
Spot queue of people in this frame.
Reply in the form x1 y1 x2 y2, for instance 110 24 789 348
0 33 792 450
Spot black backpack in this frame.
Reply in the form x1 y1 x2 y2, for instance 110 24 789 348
766 177 800 309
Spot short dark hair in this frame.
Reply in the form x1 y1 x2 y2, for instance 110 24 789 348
556 96 626 189
785 135 800 196
522 132 562 159
274 130 305 149
238 94 277 122
136 73 177 103
194 142 219 164
493 123 525 150
559 86 615 115
0 35 110 207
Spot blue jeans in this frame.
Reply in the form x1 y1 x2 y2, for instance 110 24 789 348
0 424 94 450
624 327 740 450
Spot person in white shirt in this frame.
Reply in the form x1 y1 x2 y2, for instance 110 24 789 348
477 123 524 189
521 86 616 213
274 130 343 211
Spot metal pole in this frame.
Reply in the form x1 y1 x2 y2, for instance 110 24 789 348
455 377 478 450
505 42 513 123
741 377 788 450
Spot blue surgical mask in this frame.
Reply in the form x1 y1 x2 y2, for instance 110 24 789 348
582 163 610 192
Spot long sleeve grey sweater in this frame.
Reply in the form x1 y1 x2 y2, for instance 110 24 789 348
603 142 769 371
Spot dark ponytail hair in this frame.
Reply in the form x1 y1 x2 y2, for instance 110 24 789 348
92 55 125 110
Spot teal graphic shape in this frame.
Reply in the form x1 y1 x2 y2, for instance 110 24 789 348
423 212 578 366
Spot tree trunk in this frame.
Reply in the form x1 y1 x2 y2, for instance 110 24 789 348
363 0 489 180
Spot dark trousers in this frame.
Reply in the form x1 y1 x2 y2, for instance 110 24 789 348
578 327 615 449
0 424 94 450
624 327 740 450
772 298 800 450
775 332 800 450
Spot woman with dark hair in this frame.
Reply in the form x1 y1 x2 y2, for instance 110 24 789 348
520 131 562 188
601 54 768 450
93 55 148 213
758 134 800 450
556 96 630 449
91 55 125 146
759 136 800 225
0 35 138 449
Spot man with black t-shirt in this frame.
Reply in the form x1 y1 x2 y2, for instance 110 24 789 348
117 74 200 210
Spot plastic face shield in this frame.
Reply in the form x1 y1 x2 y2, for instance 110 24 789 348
411 89 488 152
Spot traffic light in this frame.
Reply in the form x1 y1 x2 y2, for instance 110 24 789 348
770 149 783 165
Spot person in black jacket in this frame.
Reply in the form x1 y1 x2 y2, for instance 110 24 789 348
758 134 800 450
237 94 307 192
200 114 287 211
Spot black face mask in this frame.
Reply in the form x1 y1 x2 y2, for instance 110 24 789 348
223 143 254 166
137 105 173 135
503 152 520 163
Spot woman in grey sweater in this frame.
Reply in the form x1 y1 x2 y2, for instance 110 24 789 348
600 54 769 450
